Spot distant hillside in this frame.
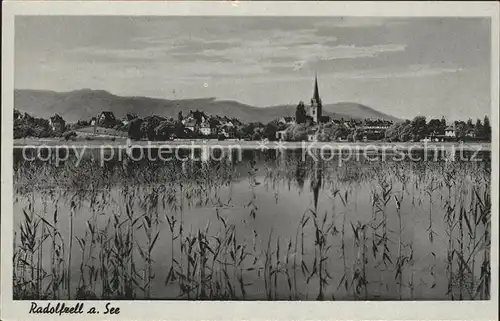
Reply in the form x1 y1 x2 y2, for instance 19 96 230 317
14 89 399 123
323 102 399 122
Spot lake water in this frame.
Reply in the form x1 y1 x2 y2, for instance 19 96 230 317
13 147 491 300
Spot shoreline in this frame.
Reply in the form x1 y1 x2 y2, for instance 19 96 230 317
13 138 491 151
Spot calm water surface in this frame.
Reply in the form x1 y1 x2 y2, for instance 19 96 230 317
13 148 491 300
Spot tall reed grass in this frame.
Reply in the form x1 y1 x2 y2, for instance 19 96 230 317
12 149 491 300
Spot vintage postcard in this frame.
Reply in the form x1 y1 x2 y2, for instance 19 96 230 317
1 1 499 320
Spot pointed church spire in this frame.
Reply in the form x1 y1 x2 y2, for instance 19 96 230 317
309 72 323 123
313 73 320 103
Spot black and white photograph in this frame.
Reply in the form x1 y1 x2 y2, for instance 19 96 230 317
1 1 499 320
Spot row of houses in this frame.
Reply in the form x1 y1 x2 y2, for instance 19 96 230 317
87 109 242 138
278 116 393 129
181 111 241 138
444 125 476 138
28 111 121 133
275 119 479 143
14 110 68 135
275 116 395 142
420 126 476 142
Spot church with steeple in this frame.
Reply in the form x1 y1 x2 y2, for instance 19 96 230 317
308 74 329 124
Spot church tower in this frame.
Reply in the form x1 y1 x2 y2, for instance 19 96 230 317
309 74 322 123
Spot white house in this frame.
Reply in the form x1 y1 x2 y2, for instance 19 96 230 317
445 126 456 137
276 130 287 141
220 123 235 138
49 114 66 133
200 121 217 136
200 123 211 136
364 125 391 130
97 111 116 127
307 133 318 142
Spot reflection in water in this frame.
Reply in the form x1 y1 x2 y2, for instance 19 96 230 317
310 151 322 212
12 147 491 301
295 160 306 191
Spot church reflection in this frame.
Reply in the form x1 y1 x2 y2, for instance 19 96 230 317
309 150 323 212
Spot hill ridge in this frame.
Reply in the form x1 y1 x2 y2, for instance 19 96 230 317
14 88 400 123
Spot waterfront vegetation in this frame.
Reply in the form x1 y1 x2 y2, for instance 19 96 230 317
12 148 491 300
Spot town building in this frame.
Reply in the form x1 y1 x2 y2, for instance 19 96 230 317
358 119 392 141
14 109 23 121
307 133 318 142
465 129 476 138
362 120 392 131
182 110 212 135
200 120 218 136
278 116 296 126
445 126 456 137
307 128 320 142
184 120 197 133
14 110 35 122
421 135 446 142
182 110 208 125
97 111 116 127
49 114 66 134
276 129 287 141
220 122 236 138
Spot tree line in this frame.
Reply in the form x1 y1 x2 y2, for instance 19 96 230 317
385 115 491 142
13 108 492 143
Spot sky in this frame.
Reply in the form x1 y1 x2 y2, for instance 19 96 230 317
15 16 491 120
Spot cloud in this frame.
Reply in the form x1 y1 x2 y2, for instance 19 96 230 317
204 41 405 64
170 53 233 63
314 17 408 29
290 44 407 71
197 28 337 64
332 64 464 80
242 64 465 86
60 21 408 81
66 35 242 65
327 44 406 59
292 61 307 72
67 46 172 62
135 35 241 52
65 37 407 81
169 40 240 54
